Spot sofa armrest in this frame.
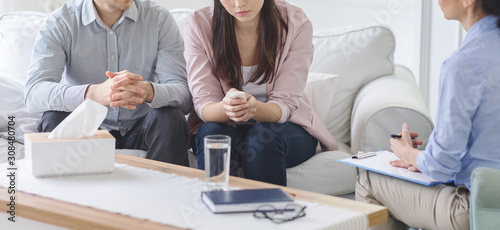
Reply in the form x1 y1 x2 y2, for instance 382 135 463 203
350 65 434 154
470 167 500 230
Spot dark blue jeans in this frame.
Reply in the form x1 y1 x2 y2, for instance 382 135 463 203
193 122 317 186
37 107 189 166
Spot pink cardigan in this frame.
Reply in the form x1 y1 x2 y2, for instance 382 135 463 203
184 1 338 151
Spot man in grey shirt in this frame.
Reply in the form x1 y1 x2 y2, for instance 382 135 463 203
25 0 192 166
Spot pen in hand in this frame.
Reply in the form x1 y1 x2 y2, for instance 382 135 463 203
390 134 416 140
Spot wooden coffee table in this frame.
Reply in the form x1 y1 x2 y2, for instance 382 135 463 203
0 153 387 229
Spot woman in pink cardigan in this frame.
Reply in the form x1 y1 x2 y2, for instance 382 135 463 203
184 0 337 185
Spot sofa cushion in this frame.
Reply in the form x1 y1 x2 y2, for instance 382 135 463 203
304 73 339 125
0 11 47 86
0 76 41 143
310 25 395 146
286 142 356 195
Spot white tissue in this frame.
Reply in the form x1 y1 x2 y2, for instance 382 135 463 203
48 99 108 139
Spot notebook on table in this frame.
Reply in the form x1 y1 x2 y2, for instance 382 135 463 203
201 188 294 214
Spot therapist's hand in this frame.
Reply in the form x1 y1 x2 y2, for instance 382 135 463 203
409 132 424 148
390 160 420 172
390 123 421 171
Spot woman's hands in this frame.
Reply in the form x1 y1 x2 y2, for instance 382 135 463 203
223 88 257 122
389 123 423 172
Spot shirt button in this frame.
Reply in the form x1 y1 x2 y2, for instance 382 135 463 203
109 31 114 35
113 107 117 110
111 55 115 60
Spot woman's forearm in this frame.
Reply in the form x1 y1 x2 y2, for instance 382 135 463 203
252 102 282 123
202 100 282 123
201 101 231 123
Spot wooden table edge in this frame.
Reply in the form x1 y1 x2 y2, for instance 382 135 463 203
0 153 387 229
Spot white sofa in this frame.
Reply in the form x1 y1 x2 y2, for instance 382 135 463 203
0 9 433 196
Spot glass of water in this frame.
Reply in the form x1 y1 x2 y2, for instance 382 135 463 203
204 135 231 191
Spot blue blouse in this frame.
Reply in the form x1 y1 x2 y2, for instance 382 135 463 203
417 15 500 189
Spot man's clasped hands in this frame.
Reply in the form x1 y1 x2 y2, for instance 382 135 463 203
85 70 154 110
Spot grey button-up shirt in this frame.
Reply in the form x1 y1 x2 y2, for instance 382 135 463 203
25 0 192 132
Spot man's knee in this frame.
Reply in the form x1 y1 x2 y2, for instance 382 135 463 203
37 111 71 132
147 107 187 131
150 107 185 122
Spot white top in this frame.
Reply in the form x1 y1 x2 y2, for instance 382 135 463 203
241 65 267 102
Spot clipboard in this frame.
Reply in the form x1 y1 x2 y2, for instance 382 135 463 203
338 151 452 186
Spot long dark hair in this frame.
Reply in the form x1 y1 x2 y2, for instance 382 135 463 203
475 0 500 28
212 0 288 89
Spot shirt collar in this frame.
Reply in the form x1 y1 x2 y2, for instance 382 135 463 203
82 0 138 26
463 15 499 45
82 0 96 26
123 1 138 22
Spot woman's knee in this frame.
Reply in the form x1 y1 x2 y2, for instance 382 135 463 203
243 123 284 163
246 123 283 147
195 123 233 151
197 122 233 137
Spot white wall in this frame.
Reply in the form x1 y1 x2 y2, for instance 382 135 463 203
425 1 462 121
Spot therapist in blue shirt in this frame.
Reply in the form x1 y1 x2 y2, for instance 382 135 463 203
25 0 192 166
356 0 500 229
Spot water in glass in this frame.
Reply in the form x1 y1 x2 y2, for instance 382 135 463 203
204 141 230 191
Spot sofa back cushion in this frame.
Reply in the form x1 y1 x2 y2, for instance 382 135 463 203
303 73 339 126
170 8 192 37
0 12 45 141
0 11 47 86
310 25 395 145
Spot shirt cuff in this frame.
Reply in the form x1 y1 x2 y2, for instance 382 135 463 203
196 99 220 122
64 84 90 111
268 100 288 123
416 151 430 176
147 82 163 108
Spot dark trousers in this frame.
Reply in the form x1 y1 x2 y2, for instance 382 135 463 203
37 107 189 166
193 122 317 186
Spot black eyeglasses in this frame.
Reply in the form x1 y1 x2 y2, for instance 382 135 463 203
253 204 307 223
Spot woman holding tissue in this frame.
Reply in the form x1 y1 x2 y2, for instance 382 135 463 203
356 0 500 229
184 0 337 185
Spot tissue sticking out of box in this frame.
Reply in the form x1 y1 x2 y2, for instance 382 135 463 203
48 99 108 139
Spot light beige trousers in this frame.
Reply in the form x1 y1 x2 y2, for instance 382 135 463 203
356 171 470 230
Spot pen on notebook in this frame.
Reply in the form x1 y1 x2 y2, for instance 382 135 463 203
390 134 416 140
352 151 377 159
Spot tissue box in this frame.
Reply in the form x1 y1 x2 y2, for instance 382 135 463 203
25 130 116 177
